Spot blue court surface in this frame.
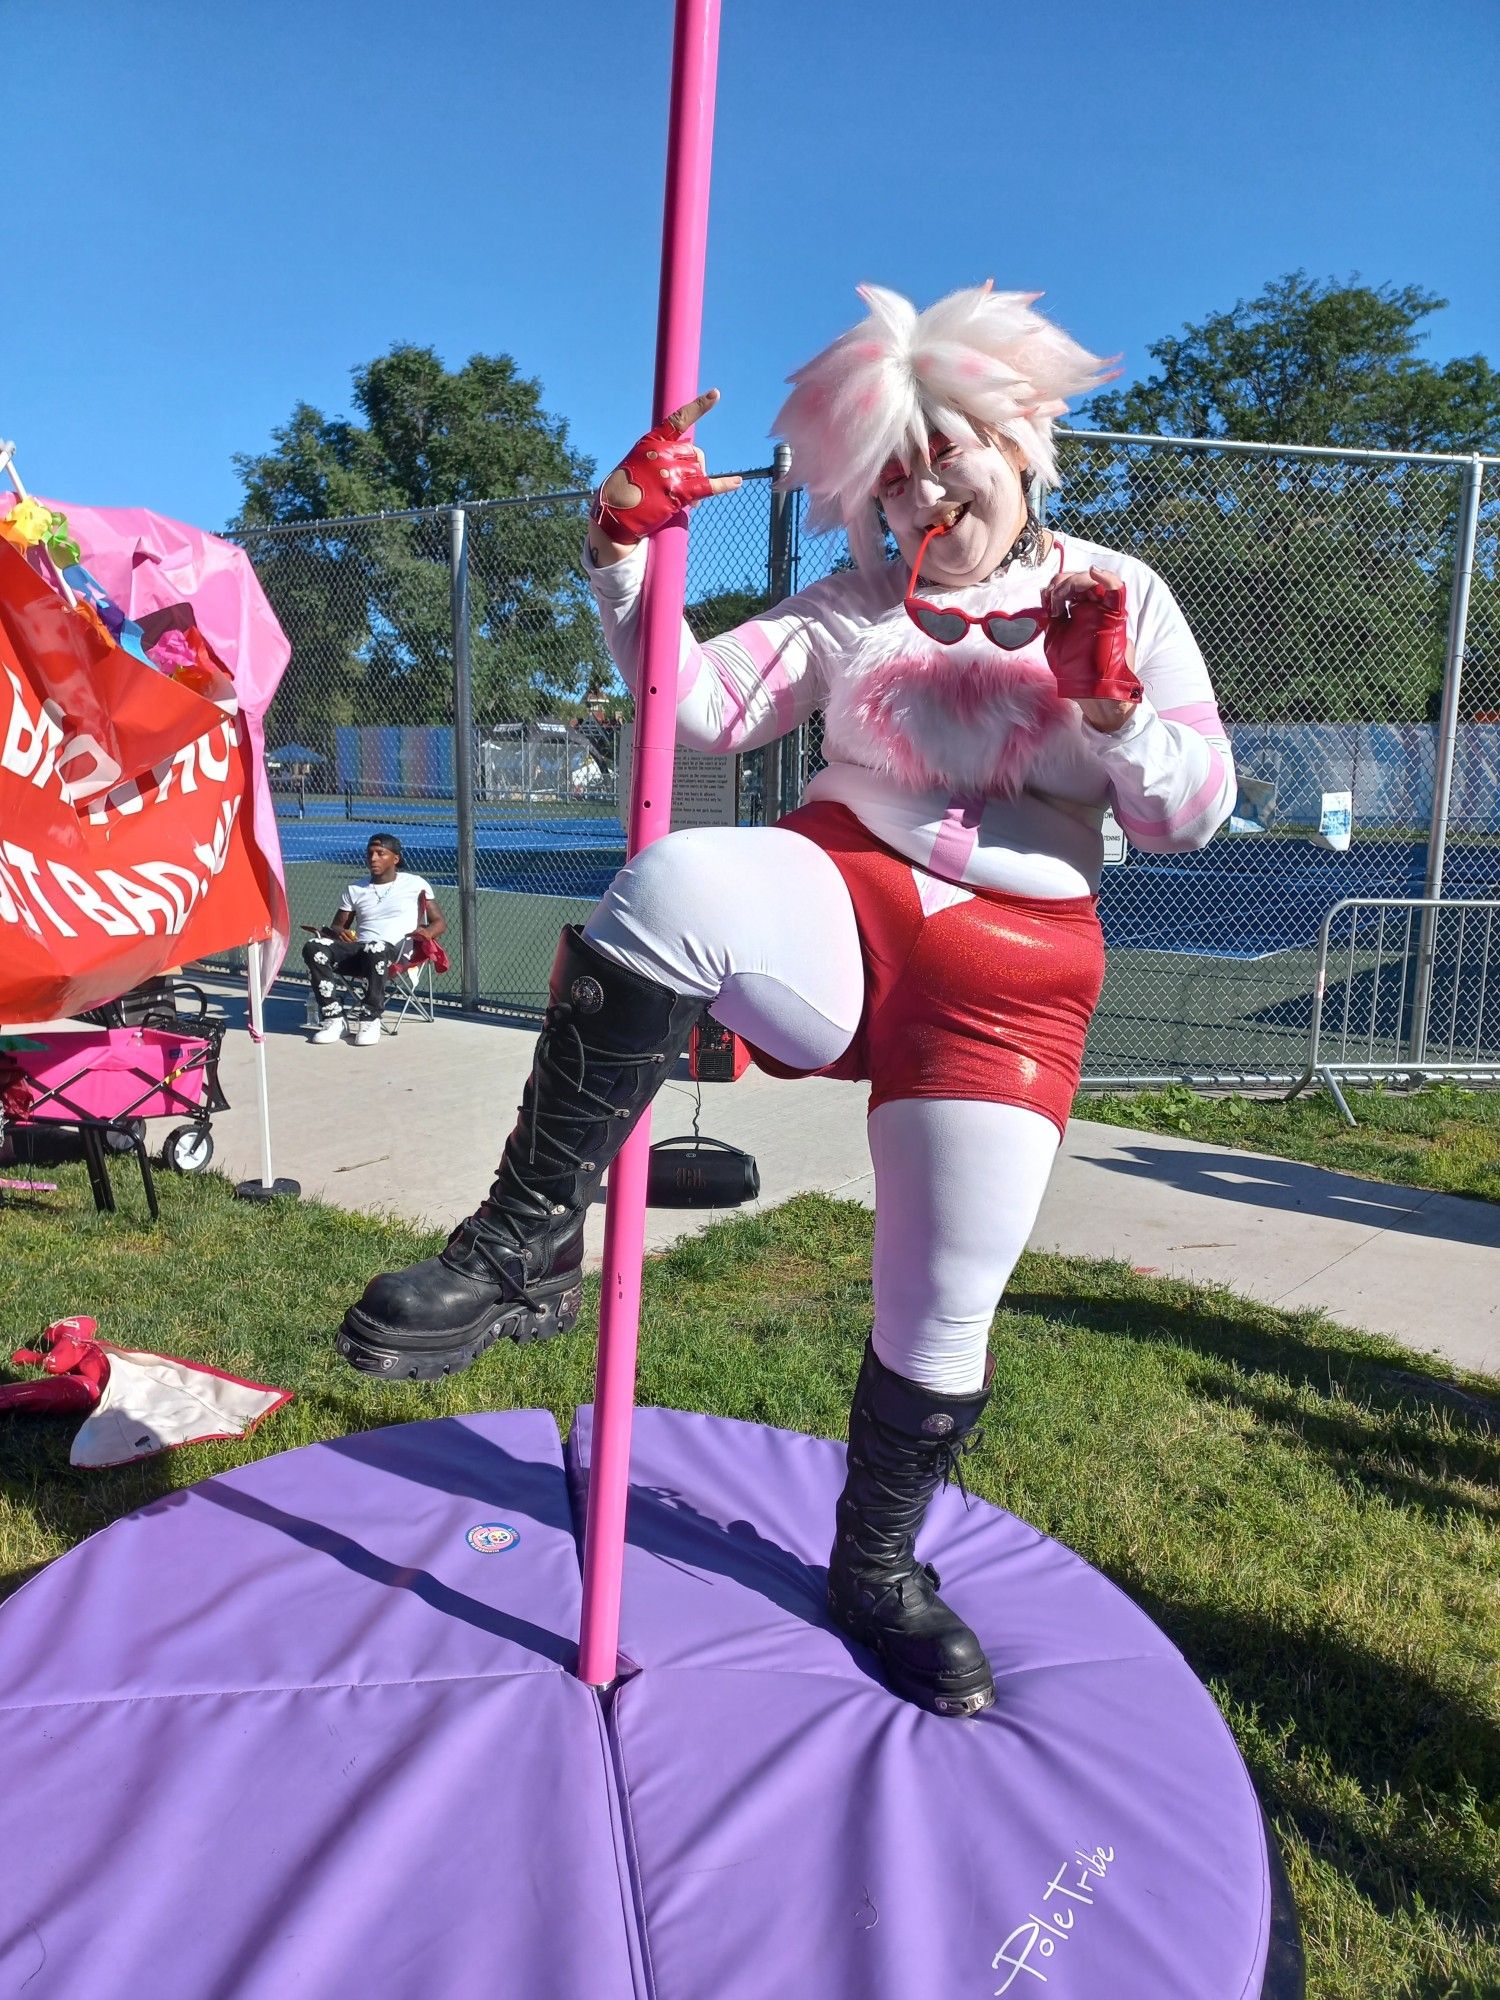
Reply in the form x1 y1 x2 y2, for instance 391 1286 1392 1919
1102 841 1500 959
275 807 1500 963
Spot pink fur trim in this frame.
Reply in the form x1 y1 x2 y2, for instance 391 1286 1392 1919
850 641 1067 796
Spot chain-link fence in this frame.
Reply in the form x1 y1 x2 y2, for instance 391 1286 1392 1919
226 477 776 1015
219 435 1500 1085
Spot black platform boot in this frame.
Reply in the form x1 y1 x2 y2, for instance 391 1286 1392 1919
337 926 703 1379
826 1339 997 1718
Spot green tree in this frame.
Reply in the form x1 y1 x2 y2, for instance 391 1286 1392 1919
1083 273 1499 454
1054 275 1500 723
686 584 769 642
231 347 608 763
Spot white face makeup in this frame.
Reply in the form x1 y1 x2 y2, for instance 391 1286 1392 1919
877 434 1031 588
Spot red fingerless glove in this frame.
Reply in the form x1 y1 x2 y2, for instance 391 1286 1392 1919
1043 577 1143 704
590 423 716 546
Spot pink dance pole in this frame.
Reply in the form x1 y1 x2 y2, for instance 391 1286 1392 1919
577 0 722 1691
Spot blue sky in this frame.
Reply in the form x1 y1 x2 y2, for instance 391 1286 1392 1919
5 0 1496 531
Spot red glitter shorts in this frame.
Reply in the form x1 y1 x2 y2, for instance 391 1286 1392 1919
750 802 1105 1136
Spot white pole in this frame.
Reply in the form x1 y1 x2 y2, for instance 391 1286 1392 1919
249 942 275 1186
234 940 300 1202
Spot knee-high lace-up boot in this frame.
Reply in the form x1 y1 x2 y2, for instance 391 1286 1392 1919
337 926 702 1379
826 1339 997 1717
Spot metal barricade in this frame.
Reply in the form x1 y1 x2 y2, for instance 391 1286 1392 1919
1289 896 1500 1123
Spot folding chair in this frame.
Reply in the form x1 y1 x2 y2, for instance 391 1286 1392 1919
383 951 437 1036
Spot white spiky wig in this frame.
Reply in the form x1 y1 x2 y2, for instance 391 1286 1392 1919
771 281 1114 569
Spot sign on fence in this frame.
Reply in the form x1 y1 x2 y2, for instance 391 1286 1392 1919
619 736 738 832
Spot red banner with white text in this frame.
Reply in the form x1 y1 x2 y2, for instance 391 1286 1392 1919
0 540 278 1021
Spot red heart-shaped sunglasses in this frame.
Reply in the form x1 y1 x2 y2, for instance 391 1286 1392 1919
903 521 1049 650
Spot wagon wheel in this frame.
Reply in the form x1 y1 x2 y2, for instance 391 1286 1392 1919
163 1125 214 1174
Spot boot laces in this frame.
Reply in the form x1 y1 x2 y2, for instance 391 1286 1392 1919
446 1005 659 1306
937 1430 978 1507
856 1414 978 1511
840 1424 979 1621
519 1006 661 1179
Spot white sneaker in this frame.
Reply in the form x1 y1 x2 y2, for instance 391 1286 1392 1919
311 1017 346 1044
352 1019 382 1047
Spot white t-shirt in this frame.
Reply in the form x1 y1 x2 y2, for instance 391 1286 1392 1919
342 872 435 948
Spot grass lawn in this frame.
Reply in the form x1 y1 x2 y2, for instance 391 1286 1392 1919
1082 1082 1500 1207
2 1169 1496 1999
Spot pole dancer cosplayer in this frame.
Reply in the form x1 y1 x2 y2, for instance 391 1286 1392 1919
337 283 1236 1718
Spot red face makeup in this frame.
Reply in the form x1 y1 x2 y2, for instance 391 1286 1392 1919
878 435 1030 587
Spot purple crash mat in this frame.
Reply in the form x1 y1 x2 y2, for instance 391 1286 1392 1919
570 1407 1300 1999
0 1412 643 2000
0 1408 1299 2000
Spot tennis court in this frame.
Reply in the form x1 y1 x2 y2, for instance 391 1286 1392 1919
260 796 1500 1077
276 799 1500 954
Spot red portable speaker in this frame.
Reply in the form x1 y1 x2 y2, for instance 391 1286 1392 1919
688 1019 752 1082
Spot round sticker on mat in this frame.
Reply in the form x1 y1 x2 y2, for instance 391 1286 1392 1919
466 1522 519 1554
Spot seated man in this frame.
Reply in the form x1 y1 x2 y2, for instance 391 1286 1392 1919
302 833 446 1045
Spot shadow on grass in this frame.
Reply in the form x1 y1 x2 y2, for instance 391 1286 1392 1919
1001 1278 1498 1937
1116 1574 1498 1936
1187 1371 1499 1527
0 1425 181 1601
1006 1281 1499 1440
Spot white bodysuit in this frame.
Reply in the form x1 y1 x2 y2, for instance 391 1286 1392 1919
583 537 1234 1391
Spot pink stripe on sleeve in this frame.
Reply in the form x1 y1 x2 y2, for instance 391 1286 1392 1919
735 623 801 733
1113 748 1230 842
736 622 783 675
706 675 752 751
1159 701 1226 737
764 658 798 733
677 639 708 699
702 621 804 749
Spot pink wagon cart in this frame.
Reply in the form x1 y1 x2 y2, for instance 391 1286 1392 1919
0 1013 228 1222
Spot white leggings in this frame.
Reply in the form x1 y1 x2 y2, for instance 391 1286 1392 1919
585 827 1060 1396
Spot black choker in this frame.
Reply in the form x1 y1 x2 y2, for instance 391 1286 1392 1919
995 514 1046 572
912 514 1048 591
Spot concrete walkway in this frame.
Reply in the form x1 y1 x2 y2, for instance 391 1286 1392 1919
132 984 1500 1378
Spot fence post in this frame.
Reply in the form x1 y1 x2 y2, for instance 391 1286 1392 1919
1411 455 1485 1062
449 505 480 1009
764 442 796 818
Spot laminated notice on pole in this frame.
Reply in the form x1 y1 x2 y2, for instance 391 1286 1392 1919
1313 790 1353 853
619 734 738 832
1101 808 1128 867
